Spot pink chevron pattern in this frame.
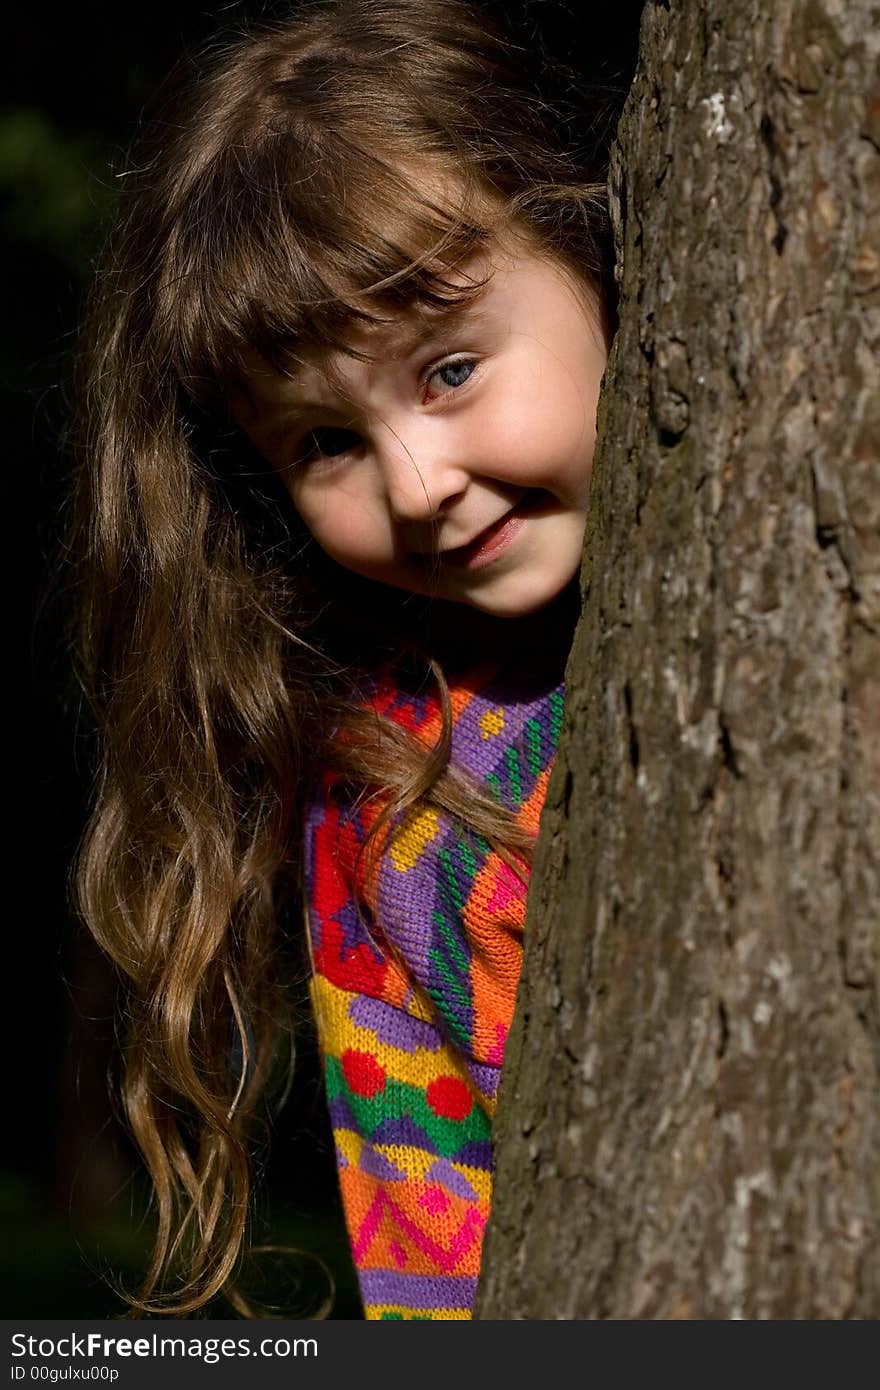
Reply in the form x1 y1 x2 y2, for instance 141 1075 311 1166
352 1187 487 1269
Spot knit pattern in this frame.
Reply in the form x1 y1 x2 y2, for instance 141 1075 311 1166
303 661 565 1319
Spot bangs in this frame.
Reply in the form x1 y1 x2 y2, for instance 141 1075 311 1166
165 135 501 409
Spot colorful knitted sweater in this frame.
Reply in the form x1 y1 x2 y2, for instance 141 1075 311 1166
303 660 565 1319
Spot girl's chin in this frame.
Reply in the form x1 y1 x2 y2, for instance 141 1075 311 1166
453 562 581 619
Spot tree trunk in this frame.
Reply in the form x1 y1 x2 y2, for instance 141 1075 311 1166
476 0 880 1320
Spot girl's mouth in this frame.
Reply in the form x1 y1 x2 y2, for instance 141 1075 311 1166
441 493 535 570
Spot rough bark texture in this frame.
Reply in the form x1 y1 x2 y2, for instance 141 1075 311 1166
477 0 880 1319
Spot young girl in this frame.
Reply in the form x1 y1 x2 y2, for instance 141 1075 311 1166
70 0 617 1320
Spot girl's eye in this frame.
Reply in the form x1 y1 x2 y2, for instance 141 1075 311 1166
296 426 360 462
425 357 477 398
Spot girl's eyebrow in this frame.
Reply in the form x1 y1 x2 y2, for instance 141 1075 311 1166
321 295 492 374
263 297 495 430
385 296 492 356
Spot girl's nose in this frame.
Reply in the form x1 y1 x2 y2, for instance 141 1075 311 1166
375 428 469 526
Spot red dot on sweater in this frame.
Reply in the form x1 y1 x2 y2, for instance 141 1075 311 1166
426 1076 473 1120
341 1049 386 1098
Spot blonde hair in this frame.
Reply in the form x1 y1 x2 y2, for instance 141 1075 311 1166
68 0 615 1315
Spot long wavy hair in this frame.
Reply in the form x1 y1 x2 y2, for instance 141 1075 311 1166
68 0 617 1316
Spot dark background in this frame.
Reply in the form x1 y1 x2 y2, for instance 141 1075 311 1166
5 0 643 1318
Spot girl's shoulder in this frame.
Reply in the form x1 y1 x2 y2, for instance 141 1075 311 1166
357 654 565 765
310 653 565 840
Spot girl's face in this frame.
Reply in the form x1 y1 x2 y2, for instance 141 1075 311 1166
234 242 608 618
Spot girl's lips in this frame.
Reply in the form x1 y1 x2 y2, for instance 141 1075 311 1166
442 495 532 570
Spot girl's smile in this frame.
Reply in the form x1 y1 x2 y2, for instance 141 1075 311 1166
234 242 609 617
435 491 533 568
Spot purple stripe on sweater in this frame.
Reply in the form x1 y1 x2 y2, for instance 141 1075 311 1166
302 794 326 886
464 1057 501 1097
359 1145 407 1181
453 1139 494 1170
348 995 443 1053
425 1157 478 1201
450 697 522 786
375 813 455 975
328 1095 357 1130
371 1116 439 1152
333 896 385 956
449 683 557 789
359 1271 478 1310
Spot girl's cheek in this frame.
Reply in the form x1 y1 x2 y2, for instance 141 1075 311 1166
482 379 592 486
297 482 393 559
472 382 541 471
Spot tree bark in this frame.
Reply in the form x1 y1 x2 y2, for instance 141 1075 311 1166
477 0 880 1320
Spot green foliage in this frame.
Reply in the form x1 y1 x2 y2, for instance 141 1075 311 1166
0 108 115 275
